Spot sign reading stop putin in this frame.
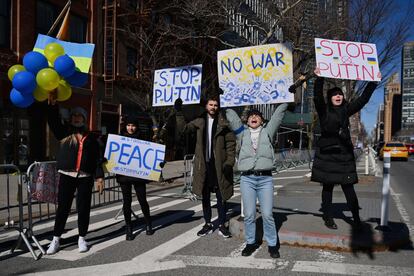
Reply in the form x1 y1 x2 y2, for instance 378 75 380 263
314 38 381 82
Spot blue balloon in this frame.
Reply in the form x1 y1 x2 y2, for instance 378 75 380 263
10 88 34 108
54 54 76 78
12 71 36 95
23 51 48 74
66 70 88 87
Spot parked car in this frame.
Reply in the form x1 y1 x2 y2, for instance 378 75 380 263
379 142 408 161
406 143 414 155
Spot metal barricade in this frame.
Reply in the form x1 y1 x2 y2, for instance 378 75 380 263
182 154 197 200
0 164 45 260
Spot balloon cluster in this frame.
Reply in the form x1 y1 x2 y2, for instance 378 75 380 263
7 43 88 108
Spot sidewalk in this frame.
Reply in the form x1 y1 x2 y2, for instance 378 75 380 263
149 159 411 252
229 173 411 252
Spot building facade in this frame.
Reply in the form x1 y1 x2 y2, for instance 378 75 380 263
384 73 401 142
401 41 414 130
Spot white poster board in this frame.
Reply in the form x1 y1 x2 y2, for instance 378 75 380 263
104 134 165 181
217 43 294 107
153 64 202 107
315 38 381 81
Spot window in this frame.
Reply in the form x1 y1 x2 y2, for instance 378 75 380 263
0 0 10 47
128 0 137 10
126 47 137 77
36 1 58 36
70 14 87 43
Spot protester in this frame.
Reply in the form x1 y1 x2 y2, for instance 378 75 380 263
46 92 104 254
185 94 236 238
226 103 288 258
309 71 378 230
116 115 154 240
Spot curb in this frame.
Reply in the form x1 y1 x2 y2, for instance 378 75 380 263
229 215 411 252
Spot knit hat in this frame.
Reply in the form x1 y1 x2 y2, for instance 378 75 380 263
124 115 140 126
247 109 264 120
70 107 88 121
327 87 344 99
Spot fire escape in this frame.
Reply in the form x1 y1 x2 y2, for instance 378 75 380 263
103 0 116 99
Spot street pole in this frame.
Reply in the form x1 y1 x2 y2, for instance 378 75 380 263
377 151 391 231
299 83 304 150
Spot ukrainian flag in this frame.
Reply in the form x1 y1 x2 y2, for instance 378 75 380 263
333 56 339 63
316 46 322 52
367 57 377 65
33 34 95 73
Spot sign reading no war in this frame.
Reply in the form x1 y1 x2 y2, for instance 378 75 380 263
153 64 202 107
217 44 294 107
315 38 381 81
104 134 165 181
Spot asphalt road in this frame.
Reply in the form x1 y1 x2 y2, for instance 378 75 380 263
1 161 414 275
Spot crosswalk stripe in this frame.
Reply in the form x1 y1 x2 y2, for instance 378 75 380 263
0 192 177 242
292 261 414 275
23 191 241 261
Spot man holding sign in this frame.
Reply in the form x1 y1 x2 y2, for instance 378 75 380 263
311 38 380 230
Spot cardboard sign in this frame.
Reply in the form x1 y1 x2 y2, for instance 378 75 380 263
104 134 165 181
153 64 202 106
315 38 381 81
217 44 294 107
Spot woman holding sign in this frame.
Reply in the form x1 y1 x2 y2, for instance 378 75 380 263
309 70 377 230
225 102 289 259
116 116 154 240
46 91 105 255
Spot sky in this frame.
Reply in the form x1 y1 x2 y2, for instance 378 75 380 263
360 0 414 135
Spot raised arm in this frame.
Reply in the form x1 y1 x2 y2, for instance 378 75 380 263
266 103 288 137
313 77 326 117
225 108 244 141
47 104 69 141
347 82 378 116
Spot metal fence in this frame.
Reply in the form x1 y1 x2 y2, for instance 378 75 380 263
0 161 124 260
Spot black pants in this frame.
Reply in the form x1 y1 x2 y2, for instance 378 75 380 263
321 183 361 223
119 181 151 226
202 161 227 226
54 174 93 237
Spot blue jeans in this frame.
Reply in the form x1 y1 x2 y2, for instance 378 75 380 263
240 175 277 246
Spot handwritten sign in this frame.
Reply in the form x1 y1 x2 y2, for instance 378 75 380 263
153 64 202 107
104 134 165 181
217 44 294 107
315 38 381 81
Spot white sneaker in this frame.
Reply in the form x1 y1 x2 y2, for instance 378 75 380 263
46 237 60 255
78 236 89 253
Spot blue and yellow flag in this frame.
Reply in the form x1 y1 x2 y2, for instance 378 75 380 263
33 34 95 73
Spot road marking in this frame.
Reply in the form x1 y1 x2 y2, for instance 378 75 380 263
169 254 289 270
273 176 305 180
25 192 240 261
0 192 177 242
390 186 414 242
316 249 345 263
292 261 414 275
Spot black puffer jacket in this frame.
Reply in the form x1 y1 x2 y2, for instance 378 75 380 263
311 78 377 185
47 105 104 179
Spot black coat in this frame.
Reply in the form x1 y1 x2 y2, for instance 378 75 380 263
47 105 104 179
311 78 377 185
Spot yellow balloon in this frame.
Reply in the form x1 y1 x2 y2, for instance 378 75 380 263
36 68 60 91
7 64 26 81
56 80 72 101
33 86 49 102
44 43 65 63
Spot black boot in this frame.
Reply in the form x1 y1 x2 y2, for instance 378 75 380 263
125 225 134 240
146 224 154 235
268 246 280 258
323 216 338 229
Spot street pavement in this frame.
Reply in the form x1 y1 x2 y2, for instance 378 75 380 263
0 154 414 275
